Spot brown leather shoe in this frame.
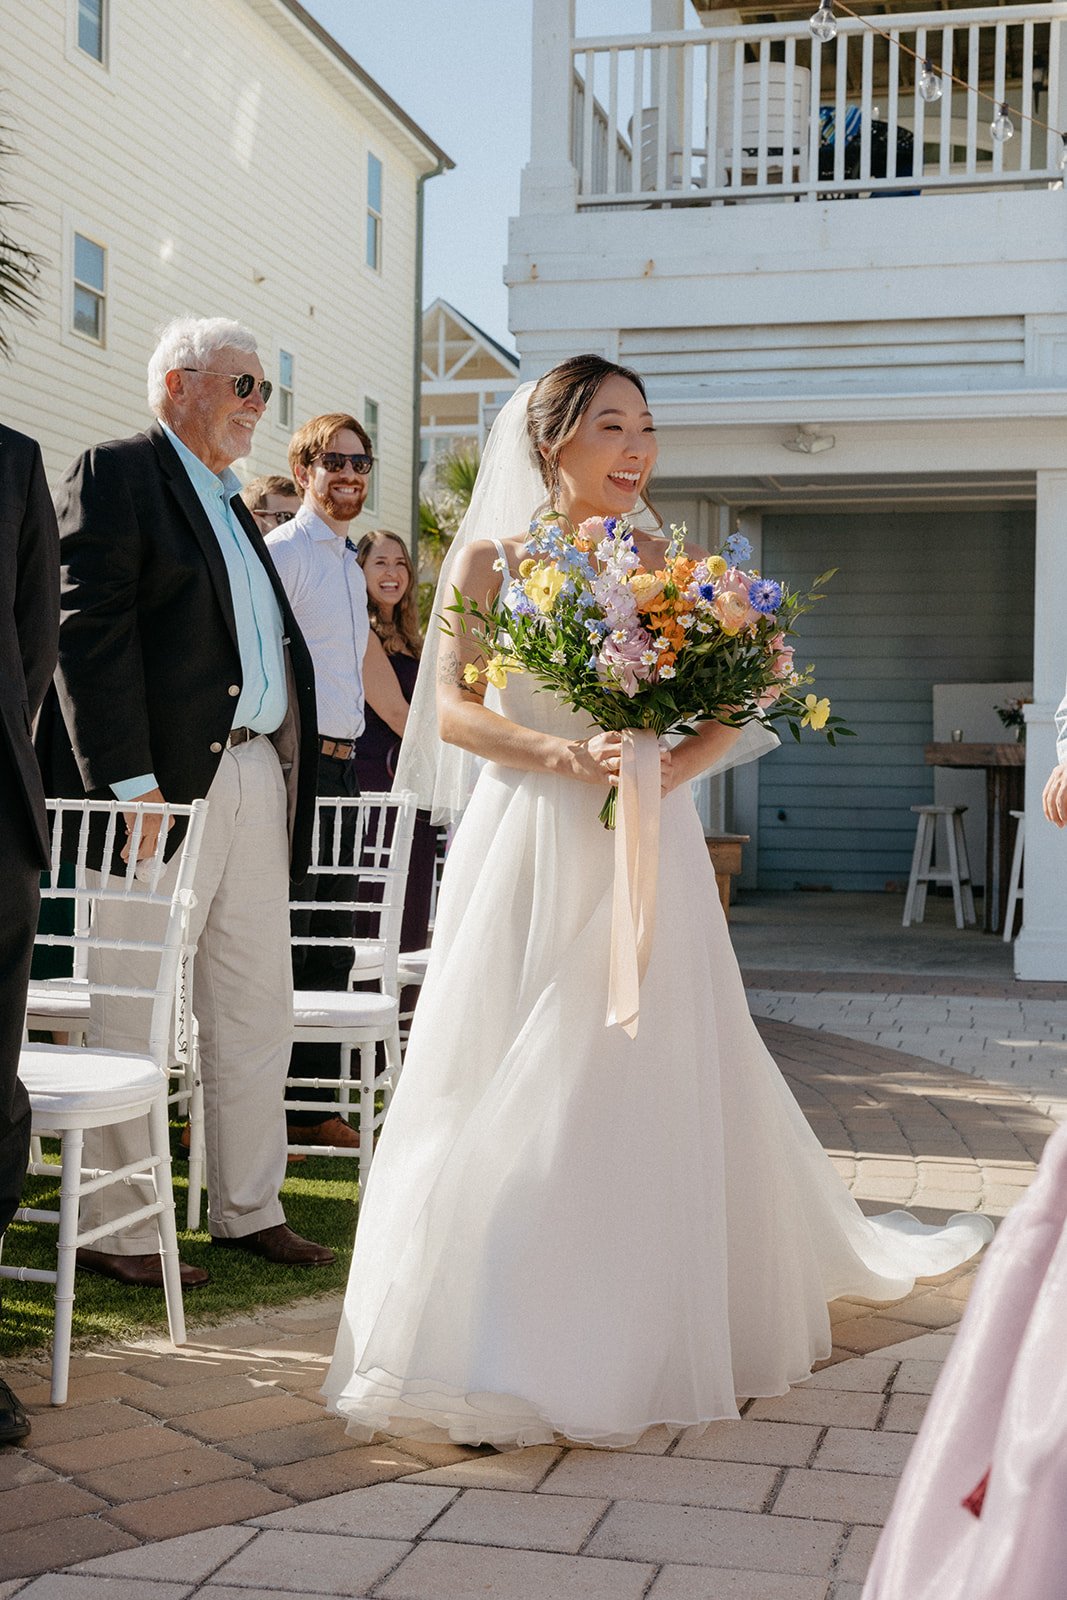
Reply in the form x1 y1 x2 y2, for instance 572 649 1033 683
212 1223 335 1266
286 1114 359 1149
76 1249 210 1289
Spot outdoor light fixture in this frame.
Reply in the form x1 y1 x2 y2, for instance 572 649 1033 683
991 103 1015 142
783 426 836 455
809 3 837 44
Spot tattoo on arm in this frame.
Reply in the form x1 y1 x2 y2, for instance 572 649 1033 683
437 646 463 686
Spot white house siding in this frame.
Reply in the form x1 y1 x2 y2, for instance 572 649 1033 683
0 0 441 536
756 510 1035 891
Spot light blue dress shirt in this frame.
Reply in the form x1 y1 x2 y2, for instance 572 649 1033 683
112 426 288 800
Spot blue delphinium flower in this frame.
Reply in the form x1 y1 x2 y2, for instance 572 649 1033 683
748 578 782 614
604 517 618 535
725 532 753 564
698 582 716 602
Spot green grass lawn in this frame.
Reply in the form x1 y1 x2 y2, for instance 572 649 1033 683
0 1129 360 1359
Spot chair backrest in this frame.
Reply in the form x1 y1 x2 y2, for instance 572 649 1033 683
290 791 418 994
37 798 209 1069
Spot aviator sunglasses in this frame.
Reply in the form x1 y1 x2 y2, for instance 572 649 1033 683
315 451 375 475
180 368 273 403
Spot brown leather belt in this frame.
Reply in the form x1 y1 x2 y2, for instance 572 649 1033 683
319 736 356 761
227 726 256 747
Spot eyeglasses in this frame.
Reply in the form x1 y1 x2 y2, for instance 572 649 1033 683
254 509 296 528
180 369 273 403
315 451 374 475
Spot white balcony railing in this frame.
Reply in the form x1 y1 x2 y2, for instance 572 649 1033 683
571 4 1067 207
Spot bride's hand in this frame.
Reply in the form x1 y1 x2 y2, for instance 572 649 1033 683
570 731 624 787
568 733 675 797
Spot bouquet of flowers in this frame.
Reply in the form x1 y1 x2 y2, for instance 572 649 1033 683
447 514 852 826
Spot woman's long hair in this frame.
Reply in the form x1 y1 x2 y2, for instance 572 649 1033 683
356 529 423 658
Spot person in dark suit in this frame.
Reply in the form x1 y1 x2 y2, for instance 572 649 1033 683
0 423 59 1445
38 315 335 1285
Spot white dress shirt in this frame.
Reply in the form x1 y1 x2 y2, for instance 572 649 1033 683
266 505 369 740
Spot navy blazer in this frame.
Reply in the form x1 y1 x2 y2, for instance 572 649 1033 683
38 422 318 881
0 424 60 868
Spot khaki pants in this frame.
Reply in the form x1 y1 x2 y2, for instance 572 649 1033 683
83 736 293 1249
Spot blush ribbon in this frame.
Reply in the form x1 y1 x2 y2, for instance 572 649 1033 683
605 728 661 1039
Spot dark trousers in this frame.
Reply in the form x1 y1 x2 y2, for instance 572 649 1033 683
286 751 360 1126
0 749 37 1244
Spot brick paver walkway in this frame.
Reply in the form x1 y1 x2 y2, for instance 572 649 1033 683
1 1020 1058 1595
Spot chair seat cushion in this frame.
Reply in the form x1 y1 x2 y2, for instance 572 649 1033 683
19 1045 163 1113
397 948 431 984
292 990 398 1027
25 984 92 1021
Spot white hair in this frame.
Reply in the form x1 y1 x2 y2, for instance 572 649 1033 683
147 315 259 414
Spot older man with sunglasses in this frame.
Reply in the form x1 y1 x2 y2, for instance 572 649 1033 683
265 414 408 1150
37 315 334 1285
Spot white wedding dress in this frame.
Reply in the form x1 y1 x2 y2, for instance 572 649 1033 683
323 665 993 1450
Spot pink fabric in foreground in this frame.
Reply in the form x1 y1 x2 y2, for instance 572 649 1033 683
862 1120 1067 1600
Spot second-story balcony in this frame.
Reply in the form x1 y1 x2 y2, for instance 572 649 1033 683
567 2 1067 208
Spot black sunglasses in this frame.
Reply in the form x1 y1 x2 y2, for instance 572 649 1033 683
316 451 374 475
254 508 295 528
181 369 273 403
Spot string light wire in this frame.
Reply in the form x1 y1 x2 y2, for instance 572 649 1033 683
810 0 1067 157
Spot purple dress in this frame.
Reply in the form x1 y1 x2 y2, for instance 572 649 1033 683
353 649 440 956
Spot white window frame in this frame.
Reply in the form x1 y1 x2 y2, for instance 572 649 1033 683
275 345 295 435
365 151 383 275
62 213 108 352
363 398 380 515
65 0 112 83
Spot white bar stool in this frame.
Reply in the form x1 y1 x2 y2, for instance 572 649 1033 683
1002 809 1025 943
902 804 977 929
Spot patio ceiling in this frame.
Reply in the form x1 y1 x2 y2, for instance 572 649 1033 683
658 467 1036 509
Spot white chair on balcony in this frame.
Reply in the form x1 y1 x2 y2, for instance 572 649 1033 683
286 792 417 1192
719 63 812 191
2 797 208 1405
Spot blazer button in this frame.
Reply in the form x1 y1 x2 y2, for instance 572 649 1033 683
228 684 240 696
210 741 223 753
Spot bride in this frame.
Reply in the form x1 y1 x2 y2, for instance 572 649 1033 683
323 355 992 1450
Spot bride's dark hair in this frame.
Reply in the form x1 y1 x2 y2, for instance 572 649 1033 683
526 354 662 529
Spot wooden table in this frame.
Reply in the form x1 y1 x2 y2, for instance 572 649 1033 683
924 742 1025 933
705 833 750 918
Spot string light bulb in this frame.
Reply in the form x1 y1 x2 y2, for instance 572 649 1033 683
918 60 943 104
990 103 1014 143
809 3 837 43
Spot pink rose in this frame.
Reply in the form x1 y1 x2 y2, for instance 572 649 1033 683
598 628 654 696
768 632 795 680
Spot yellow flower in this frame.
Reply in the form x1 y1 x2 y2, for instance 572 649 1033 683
706 555 727 579
484 654 510 690
524 563 567 614
462 662 480 686
801 694 831 731
628 571 666 610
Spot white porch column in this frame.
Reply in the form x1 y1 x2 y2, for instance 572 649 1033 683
1014 470 1067 979
520 0 578 215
